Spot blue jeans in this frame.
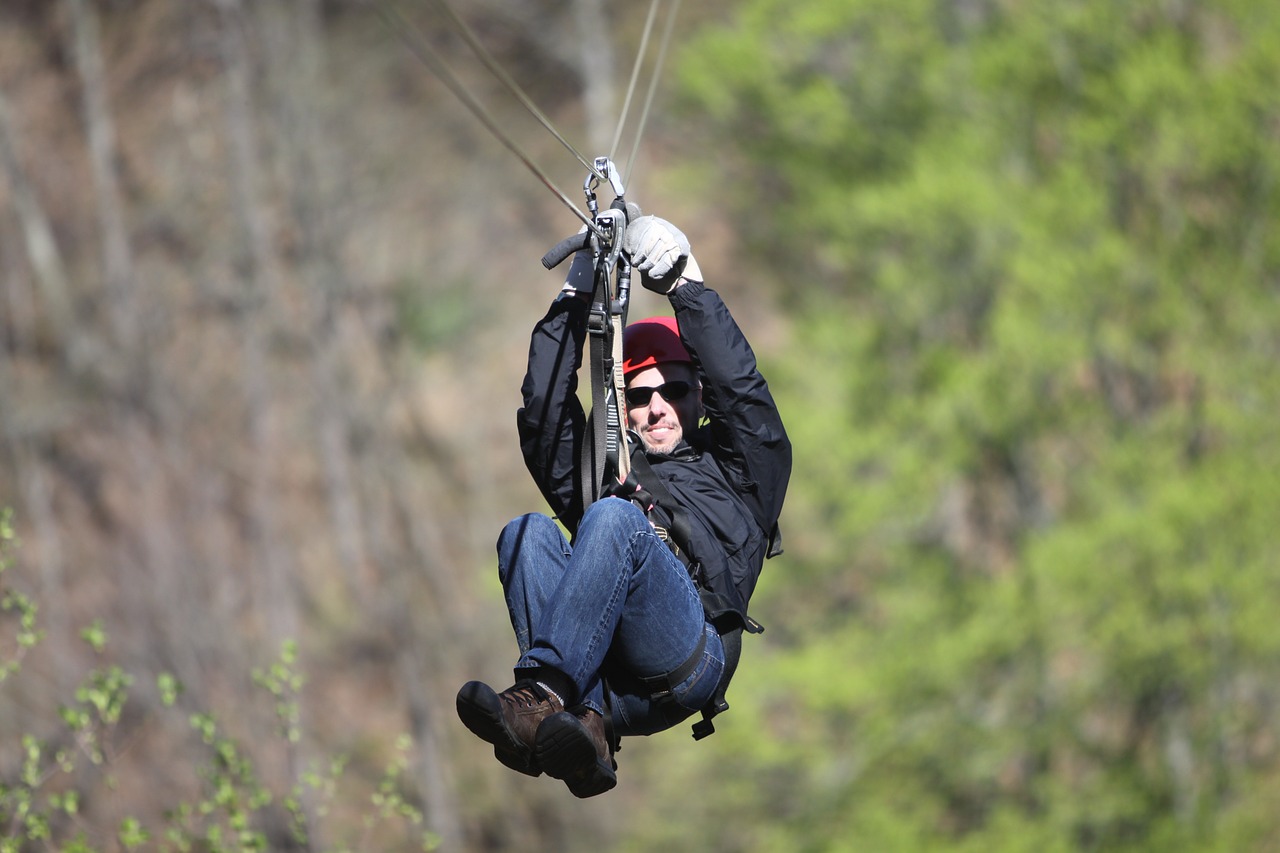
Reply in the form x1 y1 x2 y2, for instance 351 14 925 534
497 498 725 737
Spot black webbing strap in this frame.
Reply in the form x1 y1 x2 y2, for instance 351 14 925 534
691 627 740 741
639 627 705 703
627 447 723 736
613 449 746 739
626 447 693 559
577 205 633 514
609 625 707 703
578 274 612 511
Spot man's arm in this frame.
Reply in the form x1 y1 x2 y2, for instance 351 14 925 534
623 215 791 537
671 278 792 538
516 291 590 533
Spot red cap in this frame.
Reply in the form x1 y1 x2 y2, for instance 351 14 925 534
622 316 692 376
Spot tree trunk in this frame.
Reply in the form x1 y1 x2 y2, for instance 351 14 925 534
65 0 136 346
260 0 370 606
0 86 77 359
214 0 299 649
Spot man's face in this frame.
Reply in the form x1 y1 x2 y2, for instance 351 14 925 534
625 363 703 454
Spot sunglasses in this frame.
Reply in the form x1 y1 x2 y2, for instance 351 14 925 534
625 380 694 408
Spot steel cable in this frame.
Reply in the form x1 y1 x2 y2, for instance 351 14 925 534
373 0 679 226
423 0 606 183
371 0 601 234
609 0 663 163
621 0 682 187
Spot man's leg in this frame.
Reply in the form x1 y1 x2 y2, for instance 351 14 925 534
519 498 716 796
518 499 709 702
496 512 570 655
456 513 572 777
459 501 716 796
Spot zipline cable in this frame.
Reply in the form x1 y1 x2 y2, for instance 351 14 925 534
622 0 682 187
375 1 685 517
371 0 602 235
375 0 680 230
609 0 663 163
423 0 606 184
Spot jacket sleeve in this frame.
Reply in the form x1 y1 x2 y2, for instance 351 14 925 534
669 280 792 539
516 293 590 533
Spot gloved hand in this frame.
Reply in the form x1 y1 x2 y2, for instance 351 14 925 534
623 216 703 294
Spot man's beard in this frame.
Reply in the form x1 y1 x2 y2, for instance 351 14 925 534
637 423 682 455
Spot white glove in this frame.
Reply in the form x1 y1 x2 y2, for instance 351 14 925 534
623 216 702 294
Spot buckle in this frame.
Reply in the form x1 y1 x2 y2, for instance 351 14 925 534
588 305 609 335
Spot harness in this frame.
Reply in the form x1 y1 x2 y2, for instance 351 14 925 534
616 446 741 741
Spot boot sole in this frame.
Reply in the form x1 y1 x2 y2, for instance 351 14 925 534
455 682 541 777
535 712 617 798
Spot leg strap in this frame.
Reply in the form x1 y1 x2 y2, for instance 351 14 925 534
636 626 706 702
691 626 741 740
610 625 744 740
610 626 707 704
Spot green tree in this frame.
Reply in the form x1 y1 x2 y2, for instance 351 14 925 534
622 1 1280 850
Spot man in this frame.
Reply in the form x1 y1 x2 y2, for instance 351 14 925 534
456 215 791 797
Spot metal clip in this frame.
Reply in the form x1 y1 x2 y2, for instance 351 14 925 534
594 156 626 199
595 208 626 273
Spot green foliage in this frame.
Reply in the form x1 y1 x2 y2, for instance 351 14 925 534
0 508 41 683
253 639 305 745
367 734 437 850
637 1 1280 850
0 521 438 851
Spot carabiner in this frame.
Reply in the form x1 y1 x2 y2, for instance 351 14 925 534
584 156 627 228
594 156 626 199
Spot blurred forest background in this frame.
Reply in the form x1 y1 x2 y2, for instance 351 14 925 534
1 0 1278 850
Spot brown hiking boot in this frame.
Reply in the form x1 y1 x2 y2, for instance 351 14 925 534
456 680 565 777
535 708 617 798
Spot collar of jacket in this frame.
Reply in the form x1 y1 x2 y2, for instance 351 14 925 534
627 430 703 462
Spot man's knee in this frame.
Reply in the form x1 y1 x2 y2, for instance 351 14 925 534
496 513 560 581
581 496 646 531
498 512 558 548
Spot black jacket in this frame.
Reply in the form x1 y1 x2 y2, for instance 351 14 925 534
516 279 792 633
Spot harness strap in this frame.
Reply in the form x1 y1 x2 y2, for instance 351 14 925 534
643 626 705 701
577 203 631 514
623 447 739 739
579 280 611 510
692 626 740 740
627 448 693 560
607 622 741 741
609 625 706 703
611 312 631 482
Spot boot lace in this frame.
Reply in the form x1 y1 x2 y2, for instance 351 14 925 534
501 680 553 710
